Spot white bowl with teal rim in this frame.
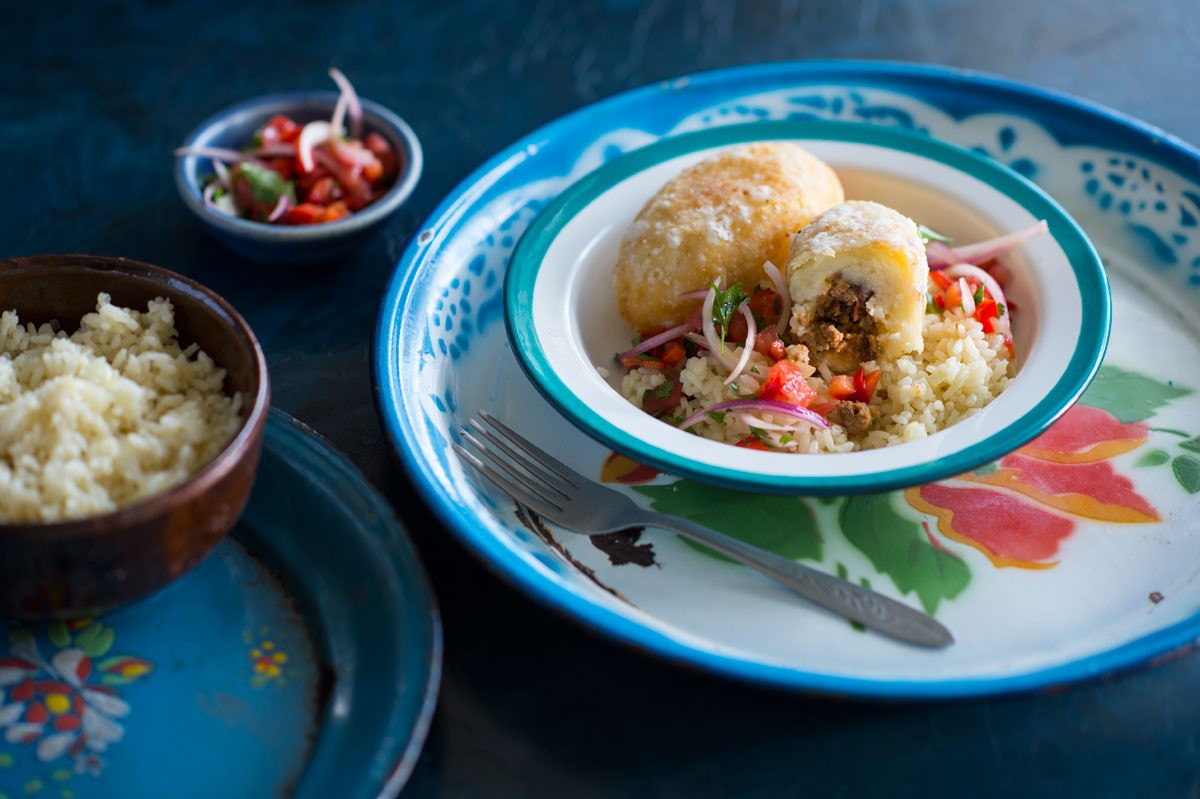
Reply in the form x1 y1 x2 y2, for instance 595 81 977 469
506 119 1109 494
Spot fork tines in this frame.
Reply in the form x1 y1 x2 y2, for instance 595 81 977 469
453 412 580 515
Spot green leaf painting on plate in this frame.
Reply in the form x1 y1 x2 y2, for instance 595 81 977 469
1136 449 1170 467
1082 365 1191 422
633 481 822 563
1172 455 1200 494
839 493 970 615
633 482 971 616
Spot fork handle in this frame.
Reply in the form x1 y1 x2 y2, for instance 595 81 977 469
642 512 953 648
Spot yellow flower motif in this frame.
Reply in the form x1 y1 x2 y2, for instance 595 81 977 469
45 694 71 715
247 630 291 688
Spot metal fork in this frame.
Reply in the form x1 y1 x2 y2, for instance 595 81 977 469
454 412 953 648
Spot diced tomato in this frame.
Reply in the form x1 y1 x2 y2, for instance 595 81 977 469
735 437 771 450
364 131 400 181
293 165 325 196
283 203 327 225
321 201 351 223
620 355 664 370
362 158 384 183
726 309 748 344
943 281 962 311
929 271 953 291
642 377 683 415
319 154 372 210
258 114 301 145
852 366 882 403
985 263 1012 287
749 289 782 321
753 327 786 361
265 158 295 180
306 176 340 206
974 298 1000 333
661 340 687 367
758 360 819 408
810 401 837 417
828 374 857 400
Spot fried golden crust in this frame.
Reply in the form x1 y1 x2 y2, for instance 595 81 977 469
614 142 844 331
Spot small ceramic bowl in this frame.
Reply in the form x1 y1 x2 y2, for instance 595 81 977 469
0 254 271 619
506 120 1110 494
174 91 423 264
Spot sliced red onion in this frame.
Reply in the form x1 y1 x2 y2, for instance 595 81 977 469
328 67 363 140
297 120 333 172
925 240 954 267
927 220 1048 269
736 414 795 431
202 182 221 207
959 277 976 315
942 262 1007 312
331 137 377 167
212 159 231 187
616 320 698 360
724 303 756 386
684 332 710 350
249 143 298 159
680 398 830 432
174 146 265 166
700 285 738 371
267 194 290 222
678 288 710 301
762 260 791 335
331 92 350 137
202 183 236 216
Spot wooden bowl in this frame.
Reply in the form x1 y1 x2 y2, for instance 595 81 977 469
0 254 270 619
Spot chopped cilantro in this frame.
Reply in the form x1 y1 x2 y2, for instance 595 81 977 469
917 224 953 244
233 162 295 216
652 380 675 399
926 292 939 315
706 410 728 424
779 434 794 445
710 281 748 345
998 303 1007 317
973 284 985 304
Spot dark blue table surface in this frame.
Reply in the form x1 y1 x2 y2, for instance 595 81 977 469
7 2 1200 796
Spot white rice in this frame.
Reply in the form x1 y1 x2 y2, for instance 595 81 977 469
0 294 243 523
621 310 1013 452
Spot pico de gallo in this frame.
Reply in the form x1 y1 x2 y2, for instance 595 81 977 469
175 69 401 225
616 220 1045 449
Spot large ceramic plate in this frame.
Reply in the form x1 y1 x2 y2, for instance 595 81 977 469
0 410 441 797
374 61 1200 698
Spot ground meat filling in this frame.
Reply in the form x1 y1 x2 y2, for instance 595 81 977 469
828 400 875 435
798 275 877 372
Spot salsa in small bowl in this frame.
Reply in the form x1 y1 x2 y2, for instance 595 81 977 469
174 70 422 265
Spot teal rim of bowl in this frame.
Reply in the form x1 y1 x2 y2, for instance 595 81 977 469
504 119 1111 494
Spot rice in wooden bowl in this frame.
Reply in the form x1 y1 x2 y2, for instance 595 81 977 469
0 254 270 619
